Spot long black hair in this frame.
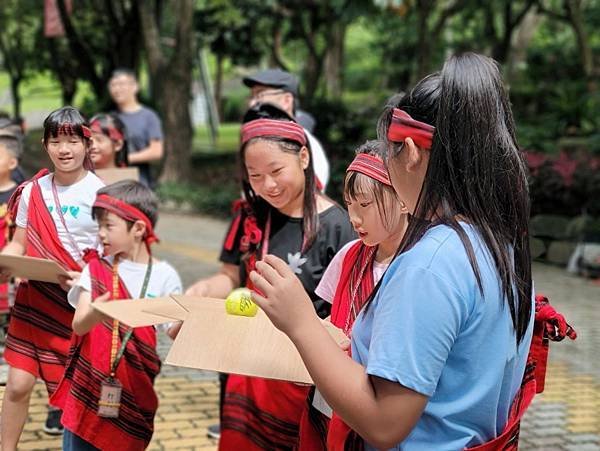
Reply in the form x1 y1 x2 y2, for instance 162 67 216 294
377 53 532 343
239 119 319 253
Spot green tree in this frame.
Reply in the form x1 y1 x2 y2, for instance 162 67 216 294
537 0 598 92
278 0 374 100
0 0 39 118
54 0 143 103
139 0 195 182
195 0 272 116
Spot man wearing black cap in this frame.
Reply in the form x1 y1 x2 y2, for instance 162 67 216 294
243 69 330 190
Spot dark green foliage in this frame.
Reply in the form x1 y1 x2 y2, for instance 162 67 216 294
308 97 381 203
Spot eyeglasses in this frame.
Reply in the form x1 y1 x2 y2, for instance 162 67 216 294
248 89 286 103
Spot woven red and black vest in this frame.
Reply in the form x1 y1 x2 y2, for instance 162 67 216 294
4 170 82 395
298 241 378 450
51 252 161 450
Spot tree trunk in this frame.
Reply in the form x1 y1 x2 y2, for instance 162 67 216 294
215 53 224 120
138 0 194 183
10 76 21 119
270 23 289 71
566 0 595 91
160 75 193 182
61 77 77 105
414 1 433 82
492 0 537 64
56 0 104 98
46 38 77 106
300 19 323 101
304 53 321 101
324 22 346 99
507 10 541 84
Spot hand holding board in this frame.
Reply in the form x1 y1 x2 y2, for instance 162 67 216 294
93 294 347 384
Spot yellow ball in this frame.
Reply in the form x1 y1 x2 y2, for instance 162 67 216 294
225 288 258 317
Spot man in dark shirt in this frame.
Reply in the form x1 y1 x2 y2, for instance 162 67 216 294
109 69 164 188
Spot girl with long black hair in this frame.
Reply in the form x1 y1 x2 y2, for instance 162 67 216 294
250 53 538 450
183 115 355 450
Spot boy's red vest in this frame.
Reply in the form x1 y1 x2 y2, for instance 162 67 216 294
51 252 161 451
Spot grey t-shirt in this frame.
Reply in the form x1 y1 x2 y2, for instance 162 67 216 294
117 106 163 187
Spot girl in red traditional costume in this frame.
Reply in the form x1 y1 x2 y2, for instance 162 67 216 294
183 116 355 449
88 113 129 170
298 140 408 450
51 180 182 450
250 53 575 450
0 106 105 448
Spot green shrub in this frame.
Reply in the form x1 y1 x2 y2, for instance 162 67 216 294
530 215 571 240
222 92 247 122
157 181 238 218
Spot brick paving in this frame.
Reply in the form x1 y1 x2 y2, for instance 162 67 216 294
0 211 598 450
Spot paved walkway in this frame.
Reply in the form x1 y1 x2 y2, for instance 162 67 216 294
1 211 598 450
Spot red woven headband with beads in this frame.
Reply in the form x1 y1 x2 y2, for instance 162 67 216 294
347 153 392 186
241 119 307 146
93 194 159 245
387 108 435 150
89 119 124 141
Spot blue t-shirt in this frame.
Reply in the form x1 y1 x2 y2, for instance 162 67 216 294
351 224 534 450
117 106 163 187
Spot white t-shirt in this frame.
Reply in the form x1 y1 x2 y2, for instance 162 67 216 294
16 172 105 262
315 239 388 303
68 257 182 308
306 130 330 190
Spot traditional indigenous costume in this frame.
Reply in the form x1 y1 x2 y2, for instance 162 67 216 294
327 110 577 450
218 119 355 450
51 194 175 451
4 169 87 395
298 153 394 450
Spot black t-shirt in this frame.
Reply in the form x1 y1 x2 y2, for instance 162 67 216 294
220 205 356 318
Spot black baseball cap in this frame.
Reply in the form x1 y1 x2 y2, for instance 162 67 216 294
243 69 299 96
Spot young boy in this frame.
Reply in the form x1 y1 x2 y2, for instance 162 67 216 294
51 180 182 450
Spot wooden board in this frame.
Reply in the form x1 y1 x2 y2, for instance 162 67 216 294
0 254 70 283
165 299 315 383
96 167 140 184
94 295 346 384
92 297 187 327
